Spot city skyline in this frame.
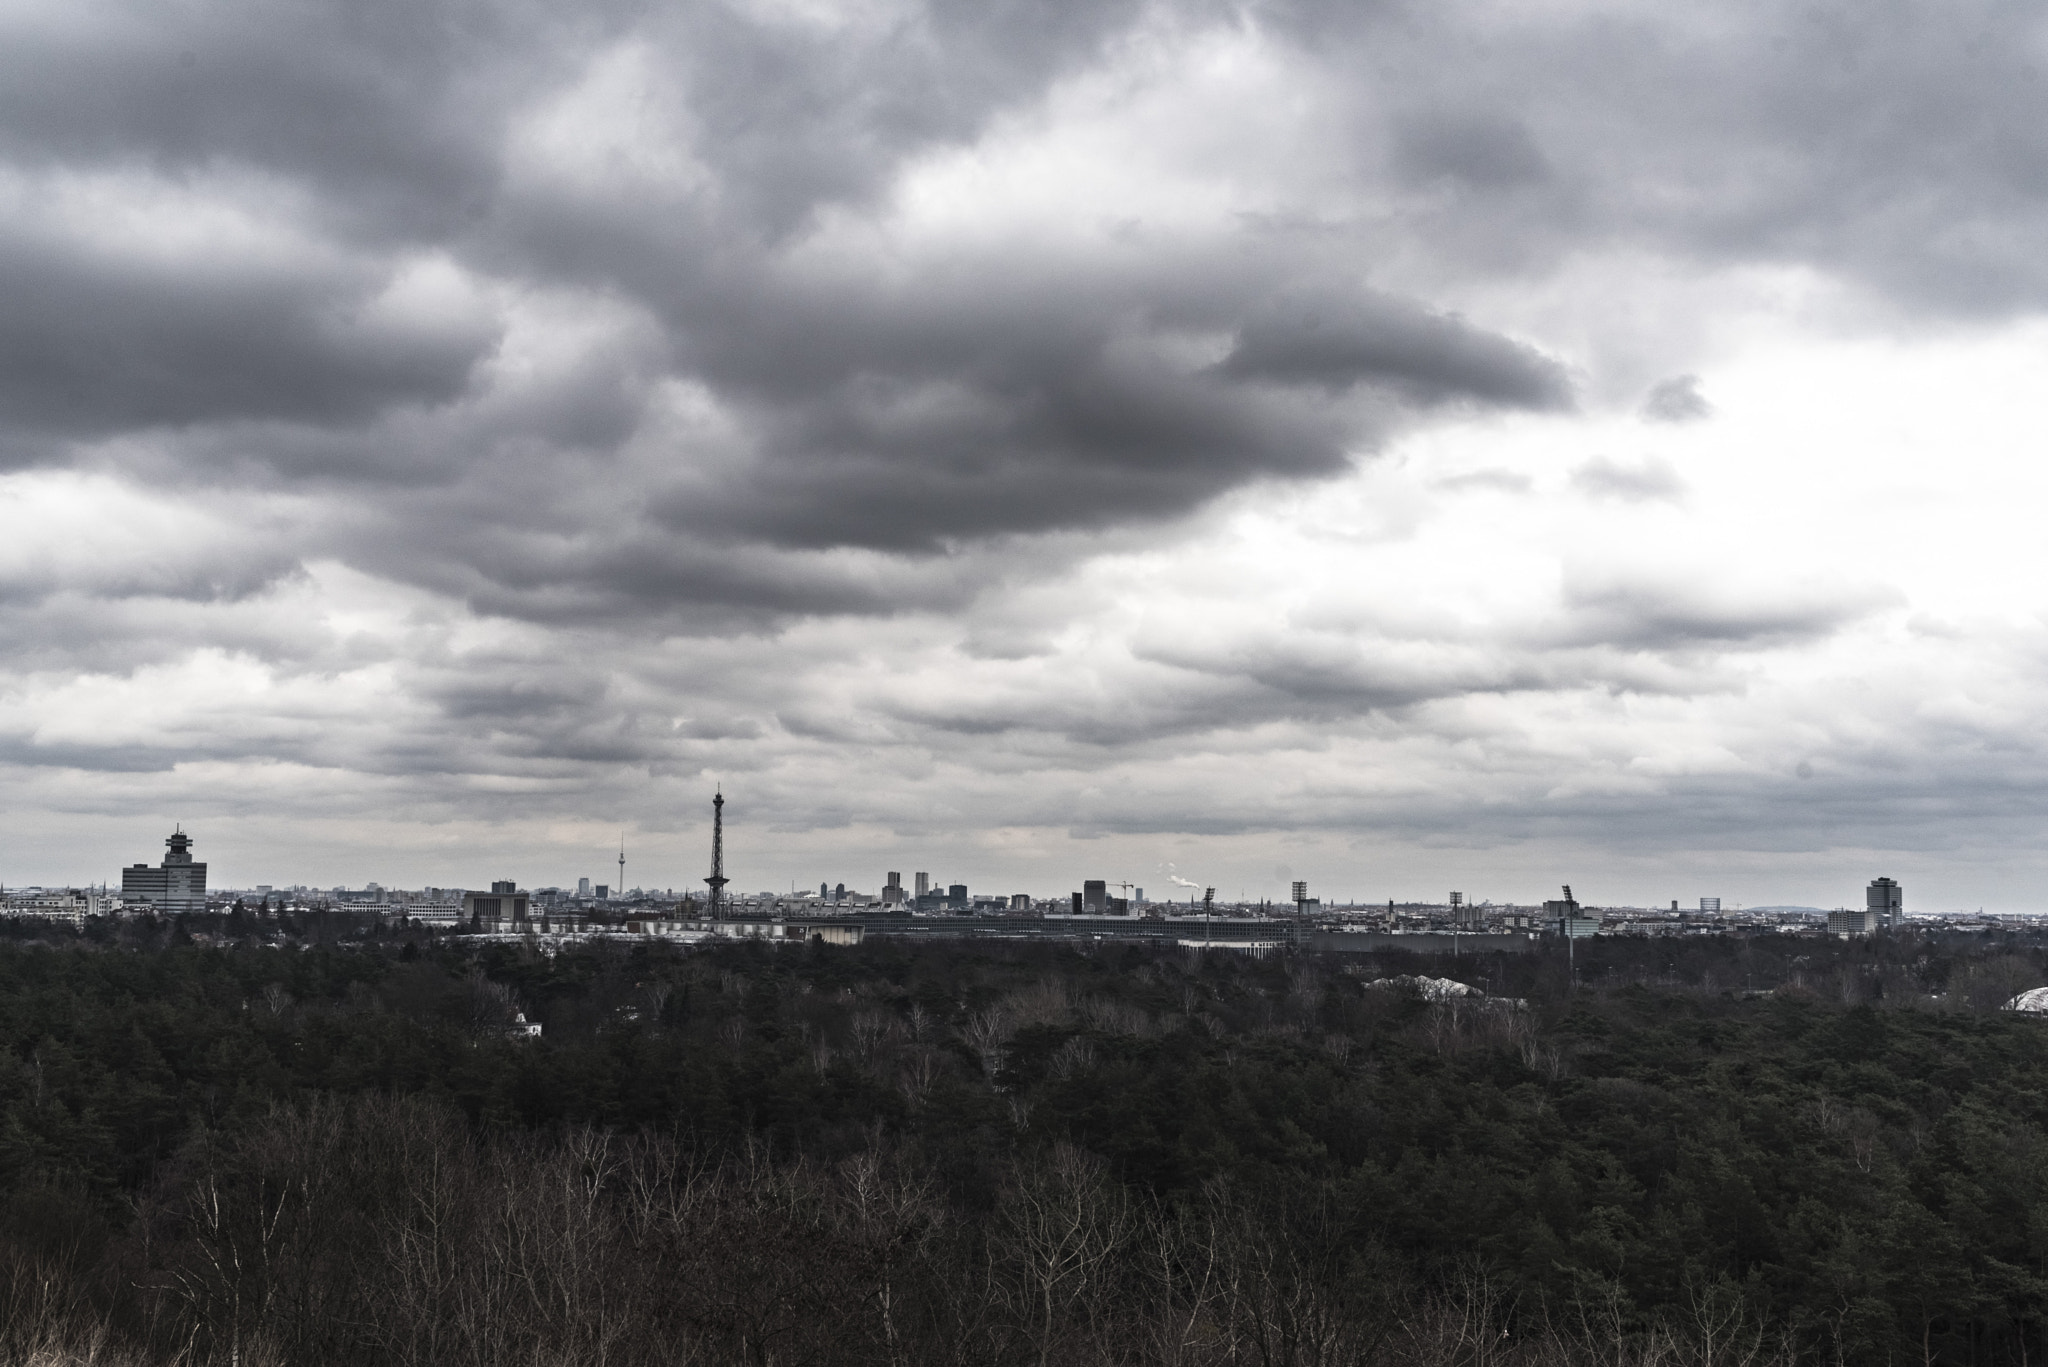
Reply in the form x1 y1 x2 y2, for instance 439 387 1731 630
5 1 2048 908
0 813 1953 918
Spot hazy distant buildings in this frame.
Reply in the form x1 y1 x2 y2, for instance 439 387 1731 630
1544 886 1599 937
1 889 93 925
883 872 905 907
1700 897 1721 914
1083 879 1107 912
121 829 207 912
578 877 591 898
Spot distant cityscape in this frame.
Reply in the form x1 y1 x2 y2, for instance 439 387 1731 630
0 810 2016 946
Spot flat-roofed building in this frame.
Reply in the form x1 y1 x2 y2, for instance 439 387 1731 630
120 829 207 912
1828 907 1873 937
1 890 90 926
464 881 529 929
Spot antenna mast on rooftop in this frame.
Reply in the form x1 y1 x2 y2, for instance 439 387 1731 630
704 791 728 920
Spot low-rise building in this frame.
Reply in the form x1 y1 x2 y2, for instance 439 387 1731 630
0 890 92 926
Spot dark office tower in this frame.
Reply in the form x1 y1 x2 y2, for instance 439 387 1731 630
121 828 208 912
884 872 904 907
705 791 729 919
947 883 968 910
834 882 846 902
821 882 829 898
1868 877 1903 930
1083 879 1107 912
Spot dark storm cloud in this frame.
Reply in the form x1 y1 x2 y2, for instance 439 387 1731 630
1217 295 1572 408
1555 579 1887 653
0 0 1583 622
0 0 589 241
0 229 494 438
1282 0 2048 311
646 0 1160 236
6 0 2034 630
685 330 1355 551
1390 109 1551 190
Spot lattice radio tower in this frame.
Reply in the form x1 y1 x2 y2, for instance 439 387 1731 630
704 790 728 919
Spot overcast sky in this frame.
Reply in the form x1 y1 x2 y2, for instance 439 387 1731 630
4 0 2048 909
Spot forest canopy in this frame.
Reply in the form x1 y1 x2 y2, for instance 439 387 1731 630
2 916 2047 1366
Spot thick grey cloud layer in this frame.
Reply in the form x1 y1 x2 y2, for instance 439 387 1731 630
6 0 2043 596
2 0 2047 896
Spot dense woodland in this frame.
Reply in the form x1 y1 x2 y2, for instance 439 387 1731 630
4 914 2048 1365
